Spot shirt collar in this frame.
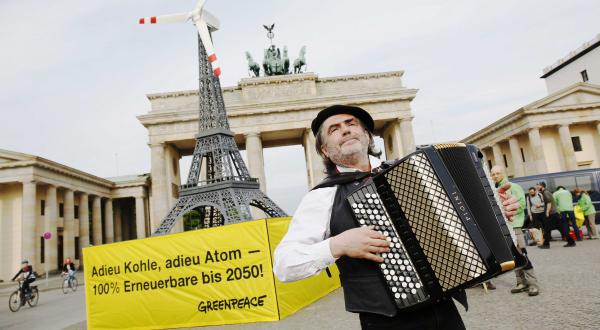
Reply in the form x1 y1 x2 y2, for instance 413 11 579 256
335 156 382 173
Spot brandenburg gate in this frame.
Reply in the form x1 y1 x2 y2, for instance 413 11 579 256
138 71 418 229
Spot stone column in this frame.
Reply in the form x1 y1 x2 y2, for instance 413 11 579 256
63 189 75 260
44 185 58 272
558 124 577 171
399 117 416 154
104 198 114 243
595 122 600 167
527 127 548 173
245 132 267 192
492 143 504 167
135 197 146 239
21 180 37 268
78 193 90 251
508 137 525 177
302 128 326 188
150 143 168 232
382 119 404 160
114 202 122 242
92 196 102 245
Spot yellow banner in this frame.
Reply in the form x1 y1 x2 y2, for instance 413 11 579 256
84 220 278 329
84 218 340 329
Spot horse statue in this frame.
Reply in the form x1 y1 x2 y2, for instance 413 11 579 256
293 46 307 74
245 51 260 77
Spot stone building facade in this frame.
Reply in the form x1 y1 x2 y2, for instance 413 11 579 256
463 83 600 177
138 71 418 231
0 149 150 281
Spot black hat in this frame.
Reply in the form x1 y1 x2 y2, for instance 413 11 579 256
311 105 374 136
536 181 546 188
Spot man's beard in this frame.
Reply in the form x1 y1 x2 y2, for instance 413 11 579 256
328 136 369 167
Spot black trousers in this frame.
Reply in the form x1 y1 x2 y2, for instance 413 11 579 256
21 278 35 297
542 213 565 245
359 299 466 330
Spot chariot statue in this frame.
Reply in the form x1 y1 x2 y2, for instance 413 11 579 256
245 24 307 77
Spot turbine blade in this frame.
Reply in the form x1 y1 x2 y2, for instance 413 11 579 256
139 13 188 24
195 20 221 77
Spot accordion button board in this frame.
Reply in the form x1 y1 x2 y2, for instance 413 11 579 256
347 183 430 308
345 147 502 310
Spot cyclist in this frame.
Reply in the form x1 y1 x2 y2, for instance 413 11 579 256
11 260 36 305
62 258 77 285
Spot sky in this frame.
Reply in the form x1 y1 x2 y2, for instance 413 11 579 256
1 0 599 214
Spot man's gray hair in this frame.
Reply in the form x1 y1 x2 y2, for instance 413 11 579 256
314 119 382 175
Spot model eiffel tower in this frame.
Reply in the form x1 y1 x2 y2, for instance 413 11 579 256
153 36 287 235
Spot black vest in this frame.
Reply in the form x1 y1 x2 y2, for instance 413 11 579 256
314 171 398 317
313 169 468 317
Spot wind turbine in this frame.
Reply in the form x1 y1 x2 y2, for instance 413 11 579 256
139 0 222 76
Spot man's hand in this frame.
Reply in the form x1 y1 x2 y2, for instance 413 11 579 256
330 226 390 262
498 183 519 220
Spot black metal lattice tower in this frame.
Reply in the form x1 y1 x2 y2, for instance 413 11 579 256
153 35 287 235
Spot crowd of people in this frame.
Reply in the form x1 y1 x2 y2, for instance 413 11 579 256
523 182 598 248
485 167 598 297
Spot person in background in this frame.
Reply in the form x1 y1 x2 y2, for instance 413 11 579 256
490 165 539 297
553 186 580 246
536 182 561 249
11 260 36 305
525 187 545 245
574 188 598 240
62 258 77 282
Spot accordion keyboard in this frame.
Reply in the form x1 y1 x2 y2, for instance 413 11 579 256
348 183 430 308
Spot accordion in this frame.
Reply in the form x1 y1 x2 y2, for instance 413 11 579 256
346 143 525 309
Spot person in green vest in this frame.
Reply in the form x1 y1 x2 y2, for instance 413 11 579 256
574 188 598 240
490 165 539 297
553 186 580 245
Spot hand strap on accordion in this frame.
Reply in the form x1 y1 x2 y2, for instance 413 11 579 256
452 289 468 311
311 160 399 191
311 172 372 190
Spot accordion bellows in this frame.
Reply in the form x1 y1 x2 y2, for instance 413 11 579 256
347 144 523 309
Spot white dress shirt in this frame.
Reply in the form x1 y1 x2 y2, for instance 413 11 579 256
273 156 382 282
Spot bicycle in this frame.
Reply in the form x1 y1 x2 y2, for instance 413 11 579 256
8 279 39 312
61 272 78 294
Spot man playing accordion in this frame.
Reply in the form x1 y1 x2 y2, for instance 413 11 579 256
273 105 521 330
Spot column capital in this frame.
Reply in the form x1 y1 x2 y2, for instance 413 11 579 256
244 131 261 138
148 142 165 148
21 178 37 185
